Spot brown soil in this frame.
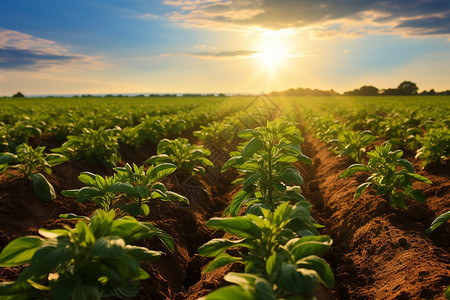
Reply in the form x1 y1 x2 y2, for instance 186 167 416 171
296 121 450 300
1 124 449 300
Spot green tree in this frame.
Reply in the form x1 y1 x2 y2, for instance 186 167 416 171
397 81 418 95
12 92 25 98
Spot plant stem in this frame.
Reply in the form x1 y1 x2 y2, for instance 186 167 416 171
267 143 274 211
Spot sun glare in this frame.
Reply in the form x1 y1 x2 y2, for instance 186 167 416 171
256 36 289 72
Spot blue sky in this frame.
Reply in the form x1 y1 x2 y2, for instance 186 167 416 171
1 0 449 95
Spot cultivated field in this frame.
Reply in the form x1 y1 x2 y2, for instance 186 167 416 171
0 95 448 299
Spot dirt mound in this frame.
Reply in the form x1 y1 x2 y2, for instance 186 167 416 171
298 124 450 300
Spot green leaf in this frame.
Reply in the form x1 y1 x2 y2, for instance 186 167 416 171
61 189 79 197
289 236 332 259
141 204 150 216
49 273 81 300
198 238 247 257
265 253 278 276
91 237 125 259
243 173 260 190
206 217 262 239
278 264 317 295
76 186 104 203
30 173 55 201
152 182 168 193
221 156 245 172
275 155 298 163
444 285 450 299
0 280 39 299
106 182 136 195
408 173 432 184
0 153 16 165
106 282 141 299
426 211 450 233
150 163 177 182
296 256 335 288
72 284 101 300
397 158 415 173
199 285 253 300
197 156 214 167
355 182 371 198
255 281 276 300
203 253 243 273
242 137 264 157
124 245 161 262
155 228 175 252
110 219 156 244
26 240 71 277
223 190 248 217
237 129 255 139
77 172 97 186
411 189 426 204
339 164 372 178
45 154 67 166
0 236 43 267
38 228 69 239
59 213 89 220
278 167 303 185
121 203 142 216
166 191 189 204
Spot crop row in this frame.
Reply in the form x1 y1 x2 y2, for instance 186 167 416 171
0 95 448 299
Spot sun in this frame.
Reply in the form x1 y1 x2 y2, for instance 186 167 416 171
256 37 289 71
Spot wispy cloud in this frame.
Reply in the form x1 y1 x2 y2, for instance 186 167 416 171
162 49 261 59
163 0 450 37
0 28 109 70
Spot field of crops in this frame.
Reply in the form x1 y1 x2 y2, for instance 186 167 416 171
0 95 448 300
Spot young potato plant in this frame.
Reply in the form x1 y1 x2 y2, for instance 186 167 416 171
0 143 67 201
0 210 163 299
193 121 235 149
339 143 432 209
221 120 312 216
415 127 449 168
329 130 376 163
376 117 422 150
62 163 188 218
0 120 42 152
146 138 213 187
198 202 334 299
52 127 121 167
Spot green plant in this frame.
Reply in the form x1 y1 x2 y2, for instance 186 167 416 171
146 138 213 184
62 163 188 217
52 127 121 167
425 210 450 233
329 130 376 163
221 120 311 216
376 117 422 150
198 202 333 299
415 127 449 168
339 143 432 209
0 120 42 152
193 121 234 148
0 210 163 299
0 144 67 201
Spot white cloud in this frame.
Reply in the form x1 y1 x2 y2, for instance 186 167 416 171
0 28 109 70
163 0 450 38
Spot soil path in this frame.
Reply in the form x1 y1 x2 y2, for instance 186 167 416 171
296 115 450 300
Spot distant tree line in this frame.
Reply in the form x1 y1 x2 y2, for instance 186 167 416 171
270 81 450 96
269 87 339 97
5 81 450 98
